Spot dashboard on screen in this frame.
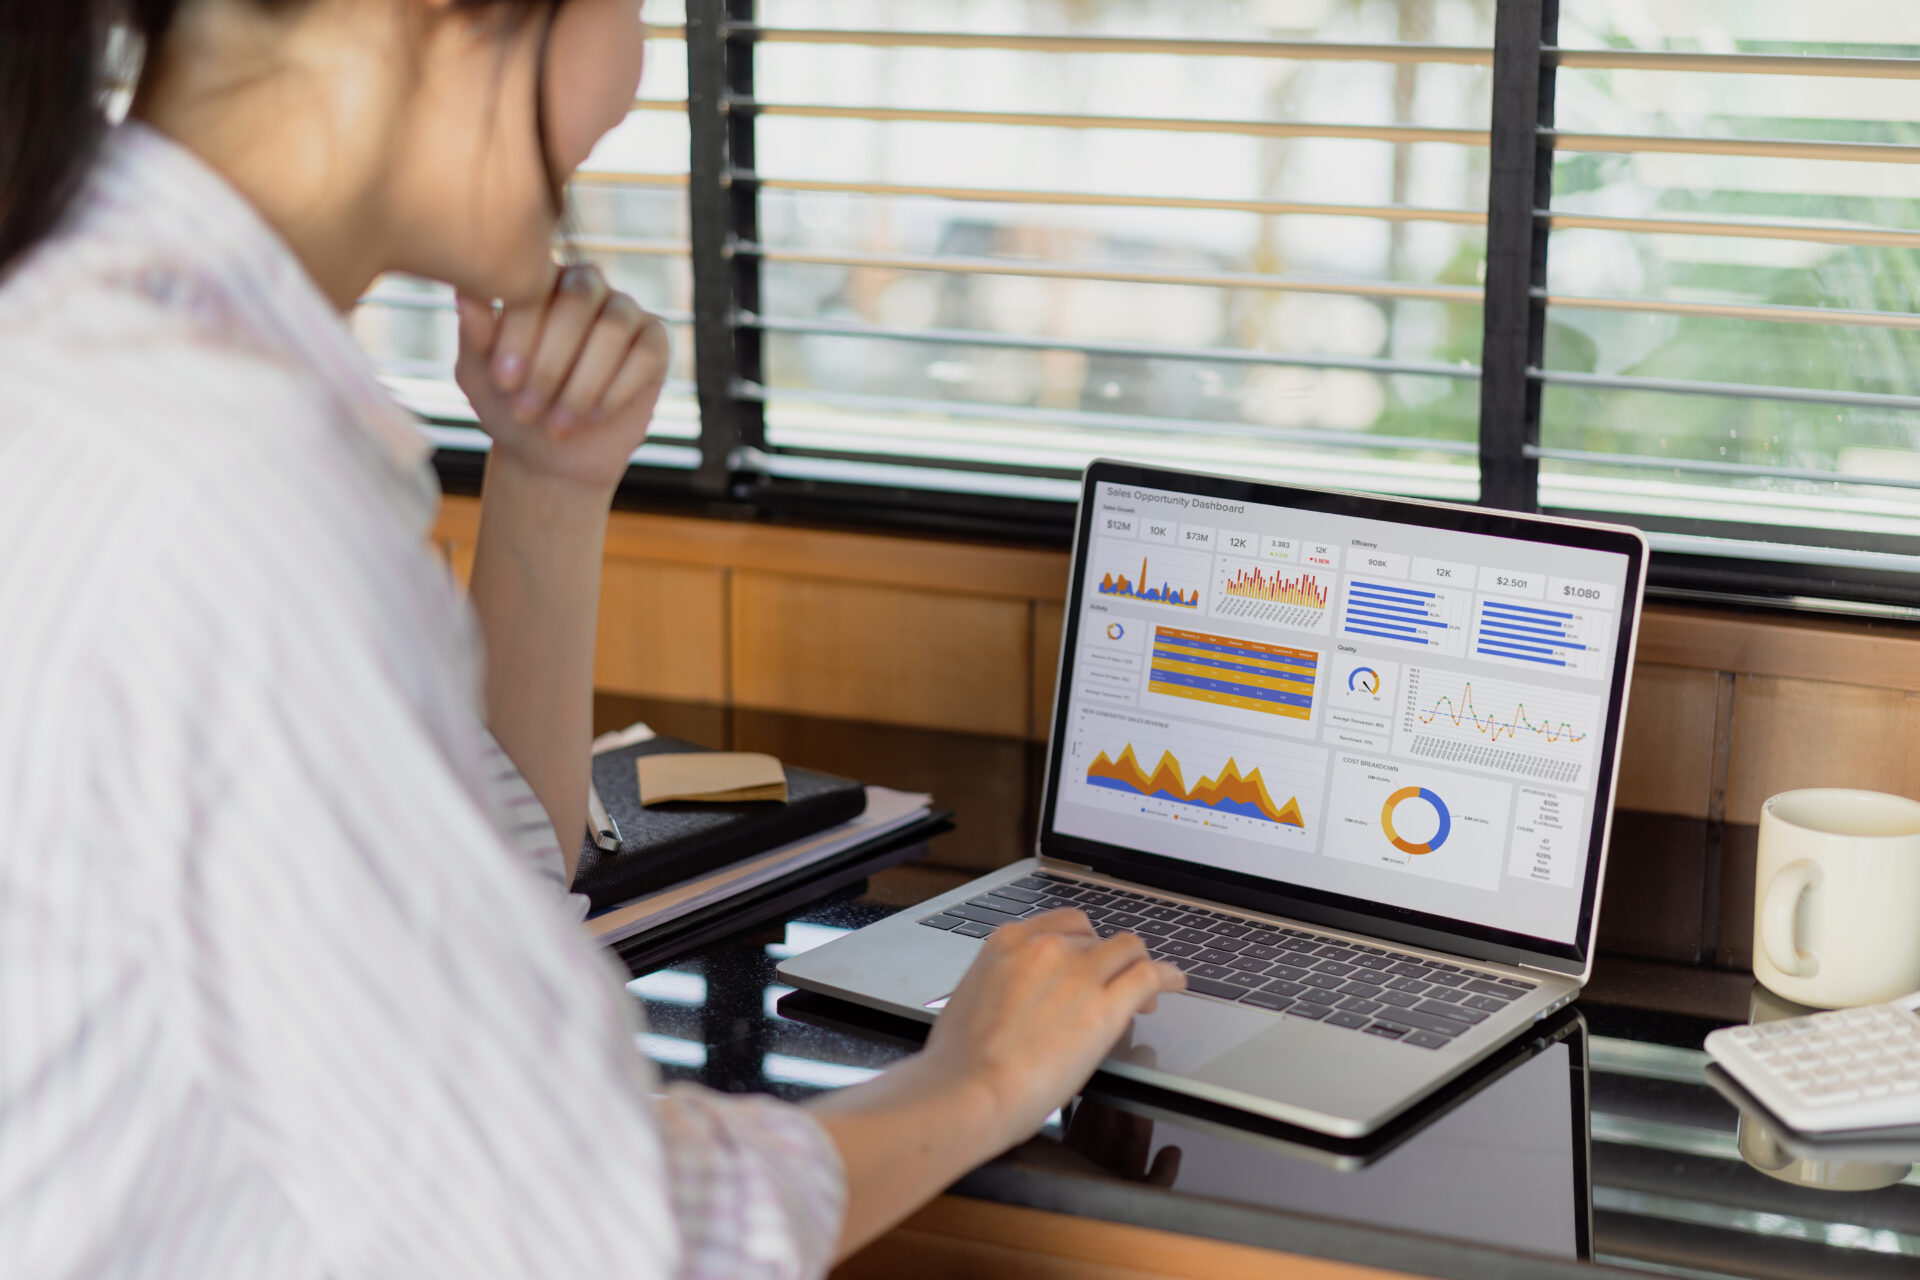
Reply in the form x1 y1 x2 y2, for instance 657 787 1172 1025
1046 476 1637 950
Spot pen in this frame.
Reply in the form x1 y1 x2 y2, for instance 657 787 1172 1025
587 777 622 851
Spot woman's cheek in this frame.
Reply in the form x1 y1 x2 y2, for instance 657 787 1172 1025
546 0 649 173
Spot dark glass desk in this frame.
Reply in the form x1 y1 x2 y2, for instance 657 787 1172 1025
599 697 1920 1280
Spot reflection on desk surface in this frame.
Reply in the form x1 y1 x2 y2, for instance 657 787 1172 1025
627 903 1920 1278
1068 1033 1589 1261
591 697 1920 1276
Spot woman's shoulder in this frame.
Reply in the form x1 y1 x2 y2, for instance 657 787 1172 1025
0 267 449 638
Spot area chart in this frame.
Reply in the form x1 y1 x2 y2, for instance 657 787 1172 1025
1086 745 1306 827
1148 626 1318 721
1099 555 1201 609
1090 539 1209 612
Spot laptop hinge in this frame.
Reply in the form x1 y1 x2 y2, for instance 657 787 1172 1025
1517 960 1581 981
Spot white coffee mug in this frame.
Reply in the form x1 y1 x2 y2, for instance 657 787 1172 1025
1752 789 1920 1008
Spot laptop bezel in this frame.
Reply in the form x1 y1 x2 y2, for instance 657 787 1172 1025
1037 460 1648 979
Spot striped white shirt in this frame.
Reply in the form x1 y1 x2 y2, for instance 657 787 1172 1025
0 124 843 1279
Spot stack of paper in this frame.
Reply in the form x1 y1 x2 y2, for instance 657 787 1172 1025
584 785 933 946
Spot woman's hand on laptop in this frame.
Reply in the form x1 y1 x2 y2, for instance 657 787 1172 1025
924 910 1187 1147
805 911 1183 1260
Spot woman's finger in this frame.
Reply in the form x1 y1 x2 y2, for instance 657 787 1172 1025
455 292 499 358
1106 957 1187 1012
596 311 672 417
514 263 610 423
489 262 560 393
1016 907 1097 937
1082 930 1154 984
550 293 645 428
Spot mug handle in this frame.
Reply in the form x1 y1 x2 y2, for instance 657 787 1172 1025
1761 859 1823 980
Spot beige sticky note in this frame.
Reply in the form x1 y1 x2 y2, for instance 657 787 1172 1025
638 752 789 806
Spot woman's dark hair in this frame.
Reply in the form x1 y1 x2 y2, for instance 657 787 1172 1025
0 0 566 281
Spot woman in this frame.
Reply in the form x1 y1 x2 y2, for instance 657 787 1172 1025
0 1 1184 1275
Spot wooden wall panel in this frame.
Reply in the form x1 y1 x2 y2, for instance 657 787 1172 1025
1716 823 1762 972
444 537 476 590
1613 665 1721 819
593 559 728 702
1596 813 1711 964
733 710 1033 873
730 573 1031 737
1639 604 1920 690
835 1196 1417 1280
1724 675 1920 824
1031 601 1065 738
436 495 1070 599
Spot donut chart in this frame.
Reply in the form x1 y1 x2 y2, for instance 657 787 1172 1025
1381 786 1451 856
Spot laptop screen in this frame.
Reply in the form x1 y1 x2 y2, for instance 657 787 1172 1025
1042 462 1645 968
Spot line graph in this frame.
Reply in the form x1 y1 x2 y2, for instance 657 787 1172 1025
1394 667 1600 785
1415 682 1587 745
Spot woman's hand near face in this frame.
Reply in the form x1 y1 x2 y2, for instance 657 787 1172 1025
455 262 669 495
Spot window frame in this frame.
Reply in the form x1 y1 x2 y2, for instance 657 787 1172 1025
418 0 1920 617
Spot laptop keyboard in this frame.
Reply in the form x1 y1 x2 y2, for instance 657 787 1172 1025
918 870 1537 1051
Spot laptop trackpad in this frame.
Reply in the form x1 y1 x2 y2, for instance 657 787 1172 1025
1108 990 1275 1074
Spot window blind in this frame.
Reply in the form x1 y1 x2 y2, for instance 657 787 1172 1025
1533 1 1920 556
719 0 1499 504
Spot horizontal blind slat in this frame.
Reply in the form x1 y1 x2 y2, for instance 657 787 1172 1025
726 27 1494 65
1539 211 1920 251
735 175 1484 224
742 382 1479 456
740 245 1486 303
1539 293 1920 331
741 313 1481 378
1533 368 1920 414
731 100 1489 146
1550 47 1920 79
1529 446 1920 493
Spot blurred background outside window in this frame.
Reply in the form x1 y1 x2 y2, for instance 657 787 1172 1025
351 0 1920 590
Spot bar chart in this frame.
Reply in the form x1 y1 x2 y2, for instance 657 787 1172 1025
1338 578 1465 655
1471 597 1606 678
1209 559 1333 633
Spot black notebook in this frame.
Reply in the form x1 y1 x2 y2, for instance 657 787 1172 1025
573 735 869 912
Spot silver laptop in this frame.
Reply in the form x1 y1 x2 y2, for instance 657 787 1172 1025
779 460 1647 1137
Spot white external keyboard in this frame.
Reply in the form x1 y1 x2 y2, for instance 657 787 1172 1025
1706 993 1920 1134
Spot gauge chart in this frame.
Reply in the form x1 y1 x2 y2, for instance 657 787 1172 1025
1394 667 1599 785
